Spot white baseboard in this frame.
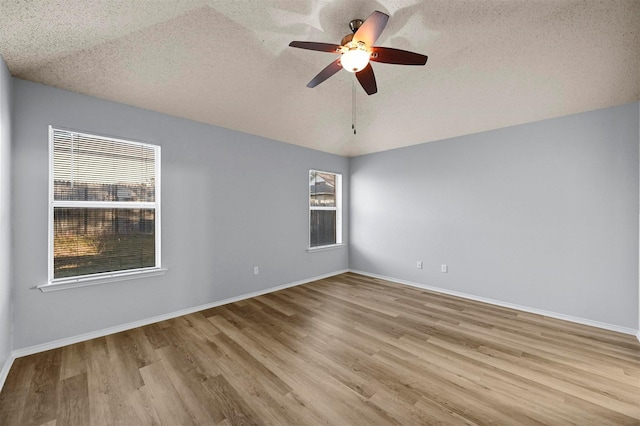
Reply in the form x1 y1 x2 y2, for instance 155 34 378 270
11 270 349 359
350 270 639 337
0 353 15 393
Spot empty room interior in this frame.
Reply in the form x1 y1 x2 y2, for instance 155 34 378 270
0 0 639 424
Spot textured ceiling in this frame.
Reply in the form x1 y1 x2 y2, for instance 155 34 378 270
1 0 638 156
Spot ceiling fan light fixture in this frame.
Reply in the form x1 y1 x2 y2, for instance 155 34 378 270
340 45 370 73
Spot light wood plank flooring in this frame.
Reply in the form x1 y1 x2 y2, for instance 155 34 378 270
1 272 639 425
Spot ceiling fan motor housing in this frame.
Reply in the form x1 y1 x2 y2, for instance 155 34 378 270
340 33 354 46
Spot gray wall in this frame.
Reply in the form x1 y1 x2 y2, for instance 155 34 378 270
7 76 639 352
350 103 640 329
0 57 12 370
12 79 349 350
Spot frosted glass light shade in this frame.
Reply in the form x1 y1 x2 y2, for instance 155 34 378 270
340 48 370 72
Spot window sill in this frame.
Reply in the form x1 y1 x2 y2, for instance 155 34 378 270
37 268 168 292
307 243 346 253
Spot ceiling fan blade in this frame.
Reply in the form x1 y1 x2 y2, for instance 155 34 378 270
370 46 428 65
355 63 377 95
307 58 343 88
289 41 342 53
353 11 389 46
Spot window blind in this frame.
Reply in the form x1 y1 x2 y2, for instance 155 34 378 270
53 128 156 202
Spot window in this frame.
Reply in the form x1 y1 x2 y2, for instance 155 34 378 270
309 170 342 248
46 126 161 288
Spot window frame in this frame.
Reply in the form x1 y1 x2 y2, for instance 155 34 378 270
308 169 343 250
41 126 164 292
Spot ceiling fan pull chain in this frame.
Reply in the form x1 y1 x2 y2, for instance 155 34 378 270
352 79 357 135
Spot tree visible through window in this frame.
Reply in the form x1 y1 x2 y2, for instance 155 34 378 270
309 170 342 247
50 127 161 281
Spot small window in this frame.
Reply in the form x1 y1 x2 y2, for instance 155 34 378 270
309 170 342 248
48 127 161 284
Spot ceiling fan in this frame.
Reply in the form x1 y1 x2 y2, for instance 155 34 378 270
289 10 428 95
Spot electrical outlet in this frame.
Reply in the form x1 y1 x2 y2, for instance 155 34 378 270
441 264 448 273
253 266 259 275
417 261 423 269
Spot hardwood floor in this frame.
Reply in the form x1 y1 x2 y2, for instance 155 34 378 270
1 272 639 425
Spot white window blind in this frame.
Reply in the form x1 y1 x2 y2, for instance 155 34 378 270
49 127 161 283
